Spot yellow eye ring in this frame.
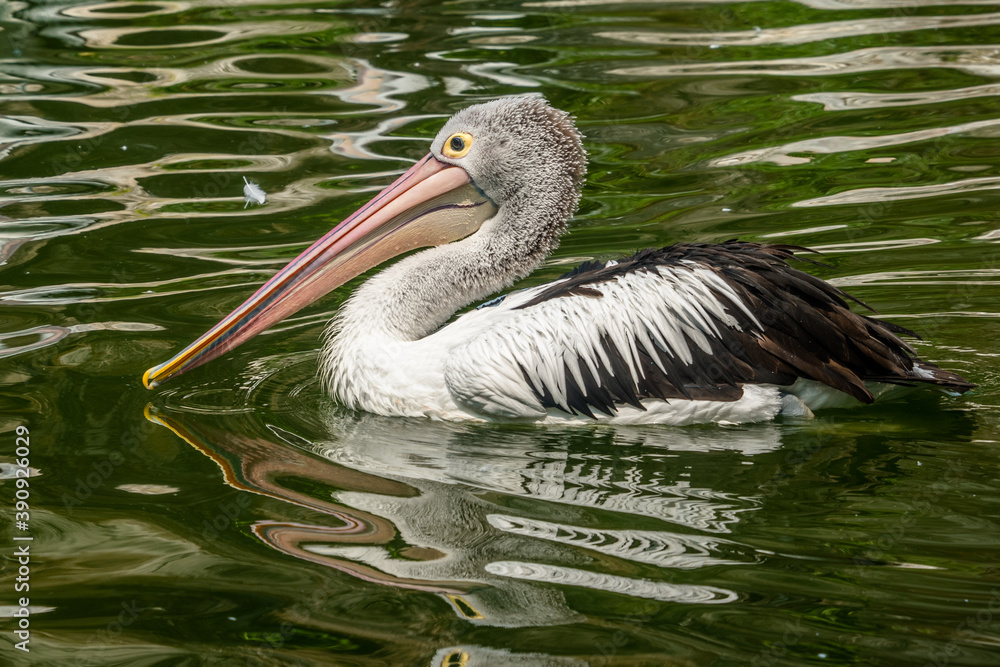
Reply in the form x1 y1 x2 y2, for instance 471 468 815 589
442 132 473 159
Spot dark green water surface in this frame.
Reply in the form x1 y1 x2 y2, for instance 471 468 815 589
2 0 1000 665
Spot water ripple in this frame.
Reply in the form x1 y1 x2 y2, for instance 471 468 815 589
0 321 161 360
487 514 748 569
830 267 1000 287
0 462 41 479
60 1 185 20
529 0 1000 8
609 45 1000 79
599 12 1000 48
74 21 330 51
794 83 1000 111
136 241 308 266
0 269 267 304
808 239 940 254
793 174 1000 207
485 561 739 603
0 605 56 617
712 118 1000 167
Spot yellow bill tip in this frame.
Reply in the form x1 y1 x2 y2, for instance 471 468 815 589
142 366 160 390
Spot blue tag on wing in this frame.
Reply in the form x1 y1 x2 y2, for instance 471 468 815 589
476 294 507 310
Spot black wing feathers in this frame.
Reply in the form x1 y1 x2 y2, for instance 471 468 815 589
518 241 974 417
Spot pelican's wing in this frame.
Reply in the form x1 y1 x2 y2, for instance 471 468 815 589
444 242 973 419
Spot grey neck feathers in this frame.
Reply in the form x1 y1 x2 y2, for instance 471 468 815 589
334 176 580 342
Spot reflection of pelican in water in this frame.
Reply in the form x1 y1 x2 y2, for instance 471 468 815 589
146 406 762 635
143 97 973 424
143 393 978 663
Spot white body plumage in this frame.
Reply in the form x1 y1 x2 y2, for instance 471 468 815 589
323 259 845 425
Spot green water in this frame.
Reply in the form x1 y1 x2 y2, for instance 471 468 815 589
2 0 1000 664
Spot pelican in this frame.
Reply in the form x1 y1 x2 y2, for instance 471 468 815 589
143 96 974 425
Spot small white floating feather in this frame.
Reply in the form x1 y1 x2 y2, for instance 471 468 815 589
242 176 266 208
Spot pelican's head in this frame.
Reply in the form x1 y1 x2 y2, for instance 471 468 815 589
143 96 586 389
432 96 586 207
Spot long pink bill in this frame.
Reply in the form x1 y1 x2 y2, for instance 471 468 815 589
143 154 496 389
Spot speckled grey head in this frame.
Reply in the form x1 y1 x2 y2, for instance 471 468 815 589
430 96 587 210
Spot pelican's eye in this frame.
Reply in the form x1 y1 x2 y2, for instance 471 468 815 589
443 132 473 159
